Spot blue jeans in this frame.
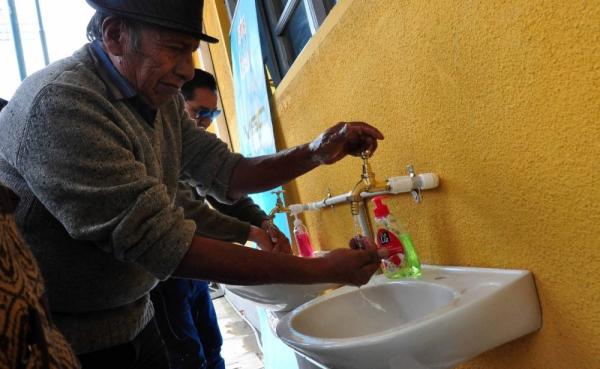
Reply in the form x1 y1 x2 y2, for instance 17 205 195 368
151 279 225 369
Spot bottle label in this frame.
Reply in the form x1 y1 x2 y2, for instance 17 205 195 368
376 228 405 267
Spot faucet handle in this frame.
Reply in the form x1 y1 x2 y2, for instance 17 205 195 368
271 190 286 204
406 164 422 203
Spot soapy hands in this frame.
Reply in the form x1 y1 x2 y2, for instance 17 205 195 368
248 225 273 251
321 236 387 286
261 220 292 254
248 222 292 254
227 122 383 200
308 122 384 165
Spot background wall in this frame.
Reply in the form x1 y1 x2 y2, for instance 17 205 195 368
203 0 242 151
206 0 599 367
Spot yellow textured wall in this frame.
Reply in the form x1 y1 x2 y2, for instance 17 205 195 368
270 0 600 368
203 0 599 367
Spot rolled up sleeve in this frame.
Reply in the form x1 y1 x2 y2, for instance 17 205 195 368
16 85 194 280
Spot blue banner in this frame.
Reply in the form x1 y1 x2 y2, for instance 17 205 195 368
230 0 290 239
230 2 300 369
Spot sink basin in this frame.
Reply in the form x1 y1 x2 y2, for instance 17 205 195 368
276 265 541 369
224 282 340 312
290 282 457 339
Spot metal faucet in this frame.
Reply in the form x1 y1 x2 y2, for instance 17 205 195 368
268 152 387 236
349 151 389 216
268 190 289 224
347 151 389 238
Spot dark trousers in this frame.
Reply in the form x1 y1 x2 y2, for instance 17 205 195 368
77 318 170 369
151 279 225 369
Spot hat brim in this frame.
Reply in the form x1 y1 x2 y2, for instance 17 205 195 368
86 0 219 43
200 33 219 44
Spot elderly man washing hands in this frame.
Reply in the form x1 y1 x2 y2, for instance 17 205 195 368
0 1 386 368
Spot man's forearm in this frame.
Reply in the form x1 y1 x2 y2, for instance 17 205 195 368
227 122 385 198
173 235 326 285
228 143 318 199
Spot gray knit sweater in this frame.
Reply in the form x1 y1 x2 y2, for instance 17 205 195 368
177 182 269 243
0 44 242 353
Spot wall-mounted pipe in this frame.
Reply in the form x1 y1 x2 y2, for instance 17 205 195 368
288 173 439 215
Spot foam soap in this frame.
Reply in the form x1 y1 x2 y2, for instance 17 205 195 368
372 196 421 278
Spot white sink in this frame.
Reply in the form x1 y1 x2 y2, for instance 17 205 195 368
276 265 542 369
224 282 340 312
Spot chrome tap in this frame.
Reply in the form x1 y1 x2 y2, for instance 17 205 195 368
349 150 389 216
268 190 289 224
348 151 389 237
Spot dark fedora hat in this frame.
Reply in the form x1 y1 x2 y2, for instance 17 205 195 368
85 0 219 43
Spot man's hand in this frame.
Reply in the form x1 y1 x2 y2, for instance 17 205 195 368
248 225 274 251
260 220 292 254
319 236 386 286
308 122 384 165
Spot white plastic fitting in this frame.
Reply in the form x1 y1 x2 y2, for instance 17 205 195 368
388 176 414 194
288 204 305 215
417 173 439 190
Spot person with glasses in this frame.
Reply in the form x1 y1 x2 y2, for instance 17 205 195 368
152 69 291 369
181 69 221 129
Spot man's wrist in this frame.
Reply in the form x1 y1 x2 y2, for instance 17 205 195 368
301 255 332 283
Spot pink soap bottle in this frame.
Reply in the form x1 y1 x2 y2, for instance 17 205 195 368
293 214 314 257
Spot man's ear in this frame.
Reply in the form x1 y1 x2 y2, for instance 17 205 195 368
102 16 126 56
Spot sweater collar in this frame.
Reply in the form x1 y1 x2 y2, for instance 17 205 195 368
89 40 136 101
89 41 157 125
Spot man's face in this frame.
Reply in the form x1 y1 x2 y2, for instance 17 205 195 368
118 25 199 108
185 87 218 129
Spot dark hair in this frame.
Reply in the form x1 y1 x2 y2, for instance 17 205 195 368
0 98 7 112
86 11 143 51
86 11 108 42
181 69 217 100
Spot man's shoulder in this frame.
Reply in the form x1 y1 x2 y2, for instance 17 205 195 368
3 44 112 126
14 44 106 108
0 44 110 164
37 45 106 94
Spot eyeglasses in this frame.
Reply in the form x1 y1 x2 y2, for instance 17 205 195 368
195 107 221 121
